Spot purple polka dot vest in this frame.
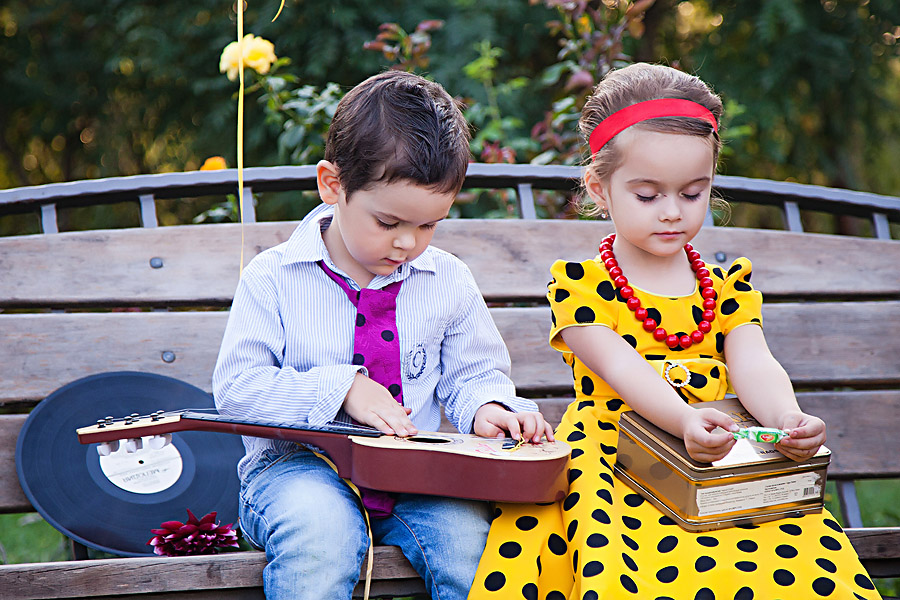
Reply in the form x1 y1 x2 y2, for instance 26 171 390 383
319 261 403 517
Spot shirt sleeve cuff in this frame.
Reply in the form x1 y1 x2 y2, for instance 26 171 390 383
306 365 368 426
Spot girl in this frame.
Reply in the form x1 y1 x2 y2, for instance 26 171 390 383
469 63 881 599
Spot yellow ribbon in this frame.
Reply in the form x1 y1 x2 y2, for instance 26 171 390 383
312 451 375 600
236 1 285 275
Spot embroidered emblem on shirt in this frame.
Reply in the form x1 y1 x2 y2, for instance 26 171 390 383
404 343 427 380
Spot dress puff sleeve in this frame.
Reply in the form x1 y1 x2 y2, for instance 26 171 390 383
547 258 618 354
717 257 764 335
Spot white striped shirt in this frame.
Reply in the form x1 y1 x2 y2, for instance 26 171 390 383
213 203 538 479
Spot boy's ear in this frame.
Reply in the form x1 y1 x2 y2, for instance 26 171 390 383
316 160 344 206
583 170 608 211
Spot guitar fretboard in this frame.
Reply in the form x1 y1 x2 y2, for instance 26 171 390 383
179 411 383 438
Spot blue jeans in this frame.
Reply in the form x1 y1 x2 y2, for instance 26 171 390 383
239 448 492 600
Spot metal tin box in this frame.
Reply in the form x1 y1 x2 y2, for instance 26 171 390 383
614 397 830 532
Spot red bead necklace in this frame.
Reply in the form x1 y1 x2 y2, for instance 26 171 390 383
598 234 716 350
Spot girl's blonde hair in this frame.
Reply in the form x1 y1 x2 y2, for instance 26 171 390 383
577 63 725 217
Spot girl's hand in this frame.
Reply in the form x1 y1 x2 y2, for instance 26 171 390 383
682 407 739 463
474 402 556 443
776 410 826 462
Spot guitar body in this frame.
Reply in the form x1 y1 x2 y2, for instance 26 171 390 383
77 413 571 504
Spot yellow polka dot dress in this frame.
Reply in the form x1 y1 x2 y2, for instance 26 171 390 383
469 256 881 600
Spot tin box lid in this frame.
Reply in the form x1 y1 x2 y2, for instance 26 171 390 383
618 397 831 477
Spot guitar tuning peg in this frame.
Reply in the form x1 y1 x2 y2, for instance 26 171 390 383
148 434 172 450
97 440 120 456
123 438 143 453
96 419 106 429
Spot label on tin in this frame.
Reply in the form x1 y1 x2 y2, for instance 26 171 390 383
695 472 822 517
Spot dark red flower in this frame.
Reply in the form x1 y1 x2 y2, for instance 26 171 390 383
148 510 239 557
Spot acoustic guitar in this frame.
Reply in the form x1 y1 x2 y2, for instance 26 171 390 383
76 410 571 503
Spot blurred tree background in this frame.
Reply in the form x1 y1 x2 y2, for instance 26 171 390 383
1 0 898 197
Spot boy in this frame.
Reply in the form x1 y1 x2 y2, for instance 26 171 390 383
213 70 553 599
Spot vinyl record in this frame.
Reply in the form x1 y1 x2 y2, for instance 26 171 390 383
15 371 244 557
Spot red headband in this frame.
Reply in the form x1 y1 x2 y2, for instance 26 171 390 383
588 98 718 155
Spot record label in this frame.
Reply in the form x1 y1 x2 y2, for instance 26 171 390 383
98 440 184 495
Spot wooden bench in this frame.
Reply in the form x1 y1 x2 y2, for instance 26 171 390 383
1 164 899 599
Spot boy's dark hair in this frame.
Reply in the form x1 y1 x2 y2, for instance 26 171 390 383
324 71 471 199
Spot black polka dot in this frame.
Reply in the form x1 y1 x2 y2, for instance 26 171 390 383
598 421 617 431
688 372 708 388
734 587 754 600
697 536 718 547
712 266 724 279
695 556 716 572
546 592 566 600
571 448 585 459
565 262 585 280
622 334 637 348
388 384 401 397
381 329 395 342
492 506 502 520
774 569 795 586
548 533 567 555
728 263 741 276
620 574 638 593
645 307 662 325
735 281 752 292
812 577 836 596
522 582 538 600
563 492 580 511
498 541 521 559
515 516 538 531
775 544 798 558
622 516 641 530
591 508 611 524
356 313 366 327
658 515 677 526
657 536 678 553
554 288 571 303
816 558 837 573
586 533 609 548
854 573 875 590
572 550 578 572
721 298 740 315
574 306 595 323
737 540 758 552
621 534 639 551
695 589 715 600
568 469 582 484
780 523 803 536
820 536 842 551
600 443 617 455
566 519 578 542
596 280 616 300
656 565 678 583
823 518 843 533
715 332 725 353
583 591 599 600
710 366 720 379
581 376 595 395
599 472 614 486
622 552 638 572
567 430 586 442
577 400 595 410
536 556 541 575
735 561 757 572
582 561 604 577
352 353 365 365
606 398 624 411
483 571 505 591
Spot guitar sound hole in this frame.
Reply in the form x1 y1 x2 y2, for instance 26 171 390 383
406 436 452 444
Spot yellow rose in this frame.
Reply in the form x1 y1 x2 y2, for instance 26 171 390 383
199 156 227 171
219 34 277 81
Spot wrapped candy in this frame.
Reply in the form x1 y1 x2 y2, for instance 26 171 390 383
733 426 789 444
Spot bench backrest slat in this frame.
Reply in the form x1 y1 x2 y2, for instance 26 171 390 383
2 222 898 308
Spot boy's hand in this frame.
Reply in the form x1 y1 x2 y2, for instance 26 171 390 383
343 372 417 437
473 402 555 443
682 407 738 463
776 410 826 462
